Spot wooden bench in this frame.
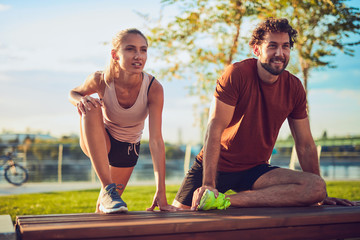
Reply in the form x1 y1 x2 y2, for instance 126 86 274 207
15 202 360 240
0 215 16 240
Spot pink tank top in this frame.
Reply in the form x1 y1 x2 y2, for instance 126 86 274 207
102 72 152 143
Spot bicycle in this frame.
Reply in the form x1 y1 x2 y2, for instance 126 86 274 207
0 152 29 186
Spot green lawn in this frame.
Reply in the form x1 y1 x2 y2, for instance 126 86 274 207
1 181 359 223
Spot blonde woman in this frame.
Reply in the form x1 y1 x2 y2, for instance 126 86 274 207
69 29 177 213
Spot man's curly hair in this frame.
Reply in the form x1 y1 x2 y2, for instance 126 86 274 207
249 18 298 49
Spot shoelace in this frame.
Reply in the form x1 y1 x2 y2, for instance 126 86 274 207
128 142 140 156
107 184 125 200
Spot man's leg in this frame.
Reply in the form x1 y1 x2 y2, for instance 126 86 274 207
173 160 203 210
228 168 326 207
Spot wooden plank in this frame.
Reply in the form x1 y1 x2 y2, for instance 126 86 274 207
16 203 360 240
17 208 360 239
106 223 360 240
0 215 16 240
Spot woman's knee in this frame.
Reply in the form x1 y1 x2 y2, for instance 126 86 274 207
82 104 103 120
79 105 108 155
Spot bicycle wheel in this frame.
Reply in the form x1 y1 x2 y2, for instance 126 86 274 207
5 163 29 186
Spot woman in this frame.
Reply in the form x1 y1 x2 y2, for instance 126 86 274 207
69 29 176 213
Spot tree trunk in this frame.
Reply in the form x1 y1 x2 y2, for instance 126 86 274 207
228 23 241 65
299 56 310 116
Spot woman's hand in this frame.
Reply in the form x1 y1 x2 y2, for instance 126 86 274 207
147 193 179 212
76 95 102 115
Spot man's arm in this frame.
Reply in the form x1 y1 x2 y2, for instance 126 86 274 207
288 117 319 174
191 97 235 210
288 117 356 206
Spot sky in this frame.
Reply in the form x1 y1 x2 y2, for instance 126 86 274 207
0 0 359 144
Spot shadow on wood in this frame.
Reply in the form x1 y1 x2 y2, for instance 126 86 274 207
15 202 360 240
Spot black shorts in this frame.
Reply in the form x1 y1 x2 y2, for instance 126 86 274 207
175 158 279 206
106 129 140 168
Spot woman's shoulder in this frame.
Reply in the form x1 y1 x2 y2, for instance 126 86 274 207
145 72 163 98
87 71 106 95
144 72 162 87
144 72 154 82
85 70 104 83
93 71 104 82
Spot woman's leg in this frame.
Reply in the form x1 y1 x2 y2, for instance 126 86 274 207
79 105 128 213
111 166 135 195
95 166 134 213
79 105 112 188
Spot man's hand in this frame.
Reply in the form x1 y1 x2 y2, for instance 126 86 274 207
321 196 357 206
191 185 218 211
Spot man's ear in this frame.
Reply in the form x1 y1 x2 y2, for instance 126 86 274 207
253 45 260 57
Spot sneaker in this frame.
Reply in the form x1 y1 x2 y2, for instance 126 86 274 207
198 189 231 211
99 183 128 213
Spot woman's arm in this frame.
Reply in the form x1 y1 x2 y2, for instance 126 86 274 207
69 71 103 115
146 78 177 211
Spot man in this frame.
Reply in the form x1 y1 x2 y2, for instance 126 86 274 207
173 18 355 210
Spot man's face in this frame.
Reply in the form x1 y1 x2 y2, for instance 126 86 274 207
254 32 291 76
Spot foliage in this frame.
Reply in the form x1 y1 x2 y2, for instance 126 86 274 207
139 141 185 159
20 137 86 161
165 143 185 159
275 134 360 147
30 139 59 160
144 0 360 121
260 0 360 111
152 0 260 91
144 0 264 136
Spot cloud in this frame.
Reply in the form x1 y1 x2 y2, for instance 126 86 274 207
310 89 360 105
308 88 360 137
0 72 11 82
0 4 11 11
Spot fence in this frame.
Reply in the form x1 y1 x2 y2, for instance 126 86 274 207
1 143 360 184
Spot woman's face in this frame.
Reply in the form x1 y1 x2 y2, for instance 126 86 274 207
116 33 148 74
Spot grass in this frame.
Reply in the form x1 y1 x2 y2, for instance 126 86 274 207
325 181 360 200
1 181 359 223
0 185 180 222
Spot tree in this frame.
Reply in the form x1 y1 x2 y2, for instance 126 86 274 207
259 0 360 112
144 0 261 137
144 0 360 135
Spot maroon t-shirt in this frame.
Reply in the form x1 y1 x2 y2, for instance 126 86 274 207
197 58 307 172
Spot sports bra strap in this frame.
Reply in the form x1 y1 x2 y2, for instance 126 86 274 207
147 76 155 95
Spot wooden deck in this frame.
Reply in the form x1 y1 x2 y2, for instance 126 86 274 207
16 203 360 240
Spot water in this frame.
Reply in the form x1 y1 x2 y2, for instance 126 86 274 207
270 156 360 180
0 155 359 184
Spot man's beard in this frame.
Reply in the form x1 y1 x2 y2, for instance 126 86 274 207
260 57 288 76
